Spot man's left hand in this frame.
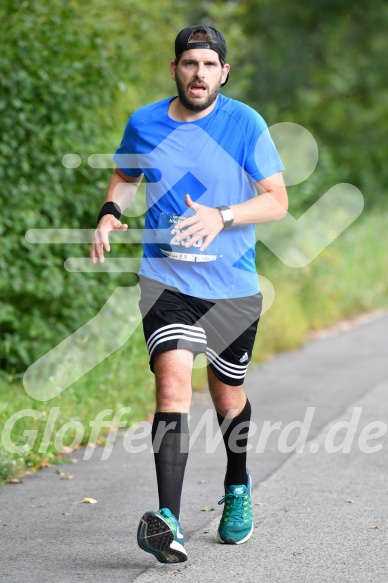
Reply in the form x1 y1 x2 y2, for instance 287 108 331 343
175 194 224 251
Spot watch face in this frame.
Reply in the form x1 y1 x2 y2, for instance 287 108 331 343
223 208 234 223
220 207 234 228
217 205 234 228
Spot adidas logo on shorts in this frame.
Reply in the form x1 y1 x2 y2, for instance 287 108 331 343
239 351 249 363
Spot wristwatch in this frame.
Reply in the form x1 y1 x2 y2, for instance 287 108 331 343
216 205 234 229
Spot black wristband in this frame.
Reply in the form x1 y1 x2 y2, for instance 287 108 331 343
97 201 122 225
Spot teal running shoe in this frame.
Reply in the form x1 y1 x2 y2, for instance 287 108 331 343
217 473 253 544
137 508 188 563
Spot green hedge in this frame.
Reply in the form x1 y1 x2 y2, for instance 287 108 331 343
0 1 137 371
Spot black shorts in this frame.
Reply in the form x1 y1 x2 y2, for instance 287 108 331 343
138 276 262 386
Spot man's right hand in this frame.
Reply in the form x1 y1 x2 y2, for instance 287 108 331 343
90 214 128 264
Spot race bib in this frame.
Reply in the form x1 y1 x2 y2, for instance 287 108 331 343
157 213 219 262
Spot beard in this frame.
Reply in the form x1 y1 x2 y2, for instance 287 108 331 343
175 71 222 112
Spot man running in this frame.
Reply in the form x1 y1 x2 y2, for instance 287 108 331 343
91 24 287 563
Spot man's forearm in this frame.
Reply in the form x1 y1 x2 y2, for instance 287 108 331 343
103 169 143 212
231 190 288 226
230 172 288 226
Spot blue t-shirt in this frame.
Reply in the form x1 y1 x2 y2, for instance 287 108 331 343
113 94 283 299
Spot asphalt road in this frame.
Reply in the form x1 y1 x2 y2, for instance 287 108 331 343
1 313 387 583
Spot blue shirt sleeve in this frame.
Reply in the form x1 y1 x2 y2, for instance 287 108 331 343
243 110 284 182
112 116 143 177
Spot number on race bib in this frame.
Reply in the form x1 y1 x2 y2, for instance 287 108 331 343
170 228 203 248
170 229 180 245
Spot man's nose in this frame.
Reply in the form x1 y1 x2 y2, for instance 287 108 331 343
196 63 206 78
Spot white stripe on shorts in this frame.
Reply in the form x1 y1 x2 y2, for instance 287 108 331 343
206 347 249 380
147 323 206 358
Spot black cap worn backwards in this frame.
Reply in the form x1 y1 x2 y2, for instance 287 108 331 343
174 24 229 86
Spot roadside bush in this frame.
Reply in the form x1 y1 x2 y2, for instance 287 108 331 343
0 1 137 372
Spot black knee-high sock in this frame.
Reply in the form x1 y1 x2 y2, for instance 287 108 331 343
152 412 189 519
217 398 251 487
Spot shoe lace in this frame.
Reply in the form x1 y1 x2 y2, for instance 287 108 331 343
218 491 250 521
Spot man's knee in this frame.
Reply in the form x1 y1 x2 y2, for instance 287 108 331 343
209 374 246 418
156 382 192 412
154 350 193 412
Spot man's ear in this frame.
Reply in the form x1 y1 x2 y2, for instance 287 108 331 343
221 63 230 85
170 60 177 81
